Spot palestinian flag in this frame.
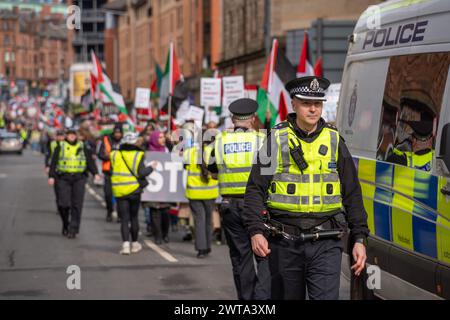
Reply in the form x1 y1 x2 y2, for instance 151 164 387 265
91 51 127 116
314 56 323 77
89 71 98 102
91 51 136 130
256 39 296 127
158 42 182 109
297 31 314 78
150 63 163 99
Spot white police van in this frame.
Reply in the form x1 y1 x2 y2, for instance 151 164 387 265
337 0 450 299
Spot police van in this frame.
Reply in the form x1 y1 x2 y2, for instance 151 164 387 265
337 0 450 299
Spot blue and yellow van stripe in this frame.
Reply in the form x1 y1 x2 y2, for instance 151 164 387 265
356 157 450 265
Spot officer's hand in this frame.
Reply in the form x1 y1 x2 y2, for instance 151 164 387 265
251 234 271 257
351 243 367 276
149 161 158 169
48 178 55 186
94 174 101 183
45 166 49 174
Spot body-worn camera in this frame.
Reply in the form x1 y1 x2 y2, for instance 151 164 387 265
289 138 308 171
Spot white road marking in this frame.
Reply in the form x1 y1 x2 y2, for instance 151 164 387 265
86 183 178 263
0 173 7 178
144 240 178 263
86 184 106 208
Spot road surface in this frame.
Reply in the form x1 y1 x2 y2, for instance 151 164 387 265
0 150 350 299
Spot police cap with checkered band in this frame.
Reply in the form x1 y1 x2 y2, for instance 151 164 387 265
285 76 330 101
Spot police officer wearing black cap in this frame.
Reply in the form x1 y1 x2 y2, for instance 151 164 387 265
387 120 434 171
243 76 369 300
48 128 100 238
207 98 271 300
45 130 65 172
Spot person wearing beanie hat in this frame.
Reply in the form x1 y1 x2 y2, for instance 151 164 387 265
110 131 156 255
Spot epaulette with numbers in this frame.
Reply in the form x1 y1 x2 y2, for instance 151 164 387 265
272 121 289 130
325 122 339 131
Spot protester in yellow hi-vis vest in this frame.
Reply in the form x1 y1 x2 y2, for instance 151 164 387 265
48 128 100 238
45 130 65 217
207 98 270 300
110 132 155 255
184 138 218 258
244 76 369 300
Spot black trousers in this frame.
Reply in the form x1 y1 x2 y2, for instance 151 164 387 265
220 198 271 300
53 179 63 215
151 208 170 241
56 174 87 233
117 193 141 242
269 236 343 300
103 173 114 216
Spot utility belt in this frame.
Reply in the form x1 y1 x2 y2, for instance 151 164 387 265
221 195 245 200
263 211 346 242
57 171 86 178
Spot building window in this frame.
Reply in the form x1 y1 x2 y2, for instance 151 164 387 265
177 36 183 58
177 7 183 29
148 7 153 17
204 22 210 34
251 0 258 38
149 22 153 42
149 50 153 69
4 35 10 46
228 12 233 48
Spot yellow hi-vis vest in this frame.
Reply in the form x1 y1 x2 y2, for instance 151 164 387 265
50 140 58 157
0 111 5 128
393 147 433 172
57 141 87 173
19 129 27 141
215 130 265 196
110 150 144 198
267 123 342 213
184 145 218 200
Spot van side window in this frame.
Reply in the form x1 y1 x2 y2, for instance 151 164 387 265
377 52 450 172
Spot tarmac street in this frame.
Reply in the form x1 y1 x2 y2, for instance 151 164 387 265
0 150 350 300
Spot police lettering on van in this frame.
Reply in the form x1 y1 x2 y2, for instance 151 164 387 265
363 21 428 49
